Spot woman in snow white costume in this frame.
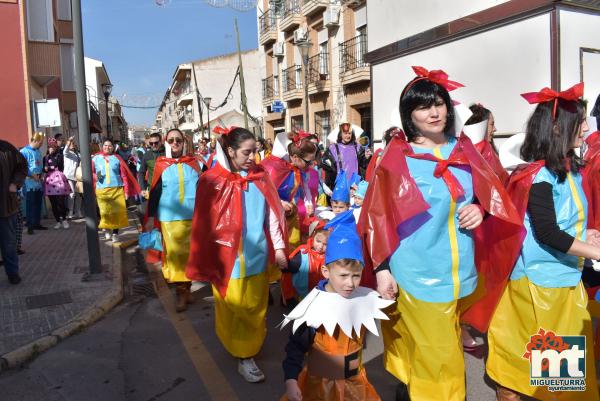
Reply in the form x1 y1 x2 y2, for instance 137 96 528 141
358 66 521 401
185 127 288 383
486 83 600 401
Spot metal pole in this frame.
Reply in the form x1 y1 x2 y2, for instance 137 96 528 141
206 106 210 139
303 56 310 131
72 0 103 275
190 64 205 140
104 94 110 139
234 18 249 130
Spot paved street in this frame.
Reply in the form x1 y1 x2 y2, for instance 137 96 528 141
0 242 497 401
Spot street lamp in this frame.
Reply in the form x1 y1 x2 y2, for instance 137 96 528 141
203 97 212 141
297 39 312 131
102 83 113 139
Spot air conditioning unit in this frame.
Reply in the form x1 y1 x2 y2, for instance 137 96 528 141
293 27 307 43
273 42 285 57
323 5 340 27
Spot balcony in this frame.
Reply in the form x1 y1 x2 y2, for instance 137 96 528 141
27 42 60 86
282 65 303 102
301 0 328 17
339 34 370 85
280 0 303 32
259 9 278 46
341 0 366 8
88 101 102 133
307 52 330 94
262 75 275 105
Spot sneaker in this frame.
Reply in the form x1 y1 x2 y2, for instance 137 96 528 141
237 358 265 383
62 220 70 229
54 222 61 230
67 213 74 220
111 233 119 243
104 231 112 241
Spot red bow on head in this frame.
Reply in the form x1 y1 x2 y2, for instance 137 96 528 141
410 66 465 92
292 129 313 146
213 126 238 136
521 82 584 119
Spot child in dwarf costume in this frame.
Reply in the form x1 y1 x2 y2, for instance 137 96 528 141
486 83 600 401
330 170 351 215
92 138 141 241
358 66 521 401
351 180 368 223
185 127 288 383
145 129 201 312
281 210 394 401
286 217 329 299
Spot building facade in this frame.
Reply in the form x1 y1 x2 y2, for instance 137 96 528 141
257 0 370 143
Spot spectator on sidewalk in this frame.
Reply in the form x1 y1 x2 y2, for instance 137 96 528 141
20 132 46 234
0 139 28 284
138 132 164 196
63 136 82 218
44 138 71 229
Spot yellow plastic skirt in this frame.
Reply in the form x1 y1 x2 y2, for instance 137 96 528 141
160 220 192 283
381 286 465 401
212 271 269 358
96 186 128 229
487 277 599 401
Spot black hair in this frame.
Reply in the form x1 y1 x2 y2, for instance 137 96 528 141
465 104 491 125
399 79 456 142
101 137 114 145
149 132 161 140
54 133 63 140
336 124 356 144
521 98 587 182
220 127 256 153
592 93 600 129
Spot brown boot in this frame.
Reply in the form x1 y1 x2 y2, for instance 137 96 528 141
496 386 521 401
175 283 188 313
184 282 195 304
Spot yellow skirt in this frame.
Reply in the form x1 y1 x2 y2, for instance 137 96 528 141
160 220 192 283
382 287 465 401
212 271 269 358
487 277 599 401
96 186 128 229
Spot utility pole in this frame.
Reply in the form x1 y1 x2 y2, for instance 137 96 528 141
235 18 249 130
72 0 103 277
191 64 205 140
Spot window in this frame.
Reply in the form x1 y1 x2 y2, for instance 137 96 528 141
295 65 302 88
60 43 75 91
26 0 54 42
356 26 367 66
315 111 331 144
291 116 304 131
319 43 328 75
57 0 72 21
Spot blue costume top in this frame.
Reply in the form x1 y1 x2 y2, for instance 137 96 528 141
92 154 123 189
278 169 308 203
389 138 477 303
291 252 312 298
20 145 43 192
230 170 269 279
157 163 199 222
510 168 587 287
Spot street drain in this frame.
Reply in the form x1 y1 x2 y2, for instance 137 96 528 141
25 291 73 309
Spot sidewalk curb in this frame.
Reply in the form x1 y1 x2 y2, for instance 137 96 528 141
0 239 138 373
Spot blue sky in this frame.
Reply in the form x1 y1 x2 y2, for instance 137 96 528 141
82 0 258 126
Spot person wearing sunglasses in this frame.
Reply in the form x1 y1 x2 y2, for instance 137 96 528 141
145 129 200 312
138 132 164 197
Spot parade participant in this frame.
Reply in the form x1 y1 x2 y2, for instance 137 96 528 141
138 132 164 195
486 82 600 401
286 218 329 299
92 138 141 242
352 180 368 223
359 66 520 401
43 138 71 229
20 132 46 234
255 138 266 163
330 170 351 215
196 138 216 171
186 127 288 383
281 210 394 401
116 141 137 176
464 103 508 184
63 137 82 219
145 129 201 312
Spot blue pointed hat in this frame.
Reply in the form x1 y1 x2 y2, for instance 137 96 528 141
324 210 364 266
349 172 361 188
332 170 350 203
354 180 368 199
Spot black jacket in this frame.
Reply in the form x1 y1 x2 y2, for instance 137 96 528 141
0 140 27 217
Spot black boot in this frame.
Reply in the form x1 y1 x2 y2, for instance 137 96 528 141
396 382 410 401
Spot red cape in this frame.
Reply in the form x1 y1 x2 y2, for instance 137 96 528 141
365 148 383 182
185 162 287 297
261 155 295 192
92 152 141 198
358 134 523 331
285 239 325 297
475 141 509 185
583 131 600 229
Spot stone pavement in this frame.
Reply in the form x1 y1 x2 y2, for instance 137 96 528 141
0 215 138 361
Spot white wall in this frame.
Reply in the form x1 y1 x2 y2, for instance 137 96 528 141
371 13 551 140
559 9 600 106
367 0 509 51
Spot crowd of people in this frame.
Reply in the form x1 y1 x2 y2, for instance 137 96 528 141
2 64 600 401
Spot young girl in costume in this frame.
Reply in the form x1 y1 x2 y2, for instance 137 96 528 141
185 127 288 383
281 210 394 401
92 138 141 242
359 66 520 401
43 138 71 229
351 180 368 223
286 218 329 300
486 82 600 401
145 129 201 313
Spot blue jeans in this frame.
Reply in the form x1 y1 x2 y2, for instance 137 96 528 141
0 214 19 277
25 189 42 229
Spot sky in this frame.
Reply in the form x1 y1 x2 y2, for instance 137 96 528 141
82 0 259 126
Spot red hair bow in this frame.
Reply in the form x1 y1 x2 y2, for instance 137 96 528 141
213 126 238 136
520 82 584 119
411 66 465 92
292 129 313 146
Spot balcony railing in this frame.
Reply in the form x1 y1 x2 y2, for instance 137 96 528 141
259 9 277 35
281 0 302 18
262 75 275 100
340 33 368 73
282 65 302 92
88 101 102 133
307 52 329 84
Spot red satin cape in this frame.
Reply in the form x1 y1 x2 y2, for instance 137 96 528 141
474 141 509 185
288 238 325 293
